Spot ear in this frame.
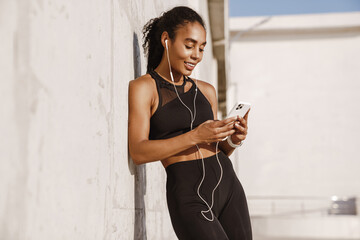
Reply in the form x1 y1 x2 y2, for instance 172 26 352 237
161 31 170 48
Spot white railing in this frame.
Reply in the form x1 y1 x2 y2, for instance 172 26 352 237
246 195 359 217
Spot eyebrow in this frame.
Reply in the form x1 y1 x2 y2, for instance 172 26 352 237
185 38 207 46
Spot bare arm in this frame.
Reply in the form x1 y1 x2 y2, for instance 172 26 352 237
218 115 250 156
201 81 250 156
201 82 235 156
128 78 236 165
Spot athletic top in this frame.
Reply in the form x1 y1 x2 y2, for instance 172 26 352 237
148 70 214 140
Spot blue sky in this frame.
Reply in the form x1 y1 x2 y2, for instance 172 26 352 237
229 0 360 17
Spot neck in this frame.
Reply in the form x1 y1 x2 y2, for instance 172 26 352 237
155 58 183 83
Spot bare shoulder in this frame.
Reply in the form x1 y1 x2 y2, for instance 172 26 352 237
191 78 216 100
130 74 154 88
129 73 156 94
129 73 157 108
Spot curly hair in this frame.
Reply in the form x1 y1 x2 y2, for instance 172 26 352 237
142 6 206 73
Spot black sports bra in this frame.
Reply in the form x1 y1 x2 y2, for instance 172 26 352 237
148 70 214 140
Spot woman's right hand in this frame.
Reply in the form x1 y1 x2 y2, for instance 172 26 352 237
192 116 237 144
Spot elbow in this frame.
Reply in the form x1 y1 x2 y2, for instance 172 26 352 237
129 148 146 165
129 143 141 165
132 157 144 166
129 152 143 166
130 152 157 165
129 141 156 165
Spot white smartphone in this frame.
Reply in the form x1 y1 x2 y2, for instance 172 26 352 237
227 101 251 119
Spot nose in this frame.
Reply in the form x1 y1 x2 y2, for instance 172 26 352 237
191 48 200 60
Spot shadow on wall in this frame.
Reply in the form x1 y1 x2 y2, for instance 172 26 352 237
128 32 147 240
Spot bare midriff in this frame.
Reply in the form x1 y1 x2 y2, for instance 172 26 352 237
161 142 221 168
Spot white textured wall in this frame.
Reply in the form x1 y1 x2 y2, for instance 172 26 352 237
0 0 217 239
229 12 360 198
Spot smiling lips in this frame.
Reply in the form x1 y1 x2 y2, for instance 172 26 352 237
185 61 196 70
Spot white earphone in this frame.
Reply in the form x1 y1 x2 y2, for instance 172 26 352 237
165 40 172 80
164 38 223 222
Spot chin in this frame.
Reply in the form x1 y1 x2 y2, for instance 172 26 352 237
184 72 192 77
173 65 194 76
183 68 193 76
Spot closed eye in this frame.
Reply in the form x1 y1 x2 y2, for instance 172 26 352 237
186 45 205 52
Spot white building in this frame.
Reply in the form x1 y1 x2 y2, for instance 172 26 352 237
229 12 360 239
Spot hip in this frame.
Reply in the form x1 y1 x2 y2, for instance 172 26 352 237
165 150 237 195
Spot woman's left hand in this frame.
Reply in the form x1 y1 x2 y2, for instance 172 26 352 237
230 109 250 144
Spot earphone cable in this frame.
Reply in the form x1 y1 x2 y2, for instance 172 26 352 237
165 41 223 222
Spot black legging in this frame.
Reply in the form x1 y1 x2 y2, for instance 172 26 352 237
166 150 252 240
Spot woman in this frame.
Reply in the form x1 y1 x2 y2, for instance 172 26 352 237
128 6 252 240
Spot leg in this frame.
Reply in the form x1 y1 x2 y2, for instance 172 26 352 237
167 193 229 240
218 177 252 240
165 156 230 240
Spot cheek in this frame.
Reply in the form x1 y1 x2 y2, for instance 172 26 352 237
173 48 191 60
199 52 204 60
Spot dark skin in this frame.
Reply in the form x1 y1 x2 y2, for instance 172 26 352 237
128 21 250 168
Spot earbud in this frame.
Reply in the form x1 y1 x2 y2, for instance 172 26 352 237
165 39 175 82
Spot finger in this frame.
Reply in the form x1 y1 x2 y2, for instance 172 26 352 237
244 109 250 121
235 125 248 136
233 133 246 142
236 114 248 126
216 116 237 127
213 129 235 141
217 120 236 133
234 122 246 133
239 117 247 127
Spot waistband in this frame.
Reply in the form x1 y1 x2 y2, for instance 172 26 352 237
165 150 228 174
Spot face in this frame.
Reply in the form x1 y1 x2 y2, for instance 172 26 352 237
167 21 206 76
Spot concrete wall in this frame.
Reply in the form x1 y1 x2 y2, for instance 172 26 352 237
0 0 218 239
